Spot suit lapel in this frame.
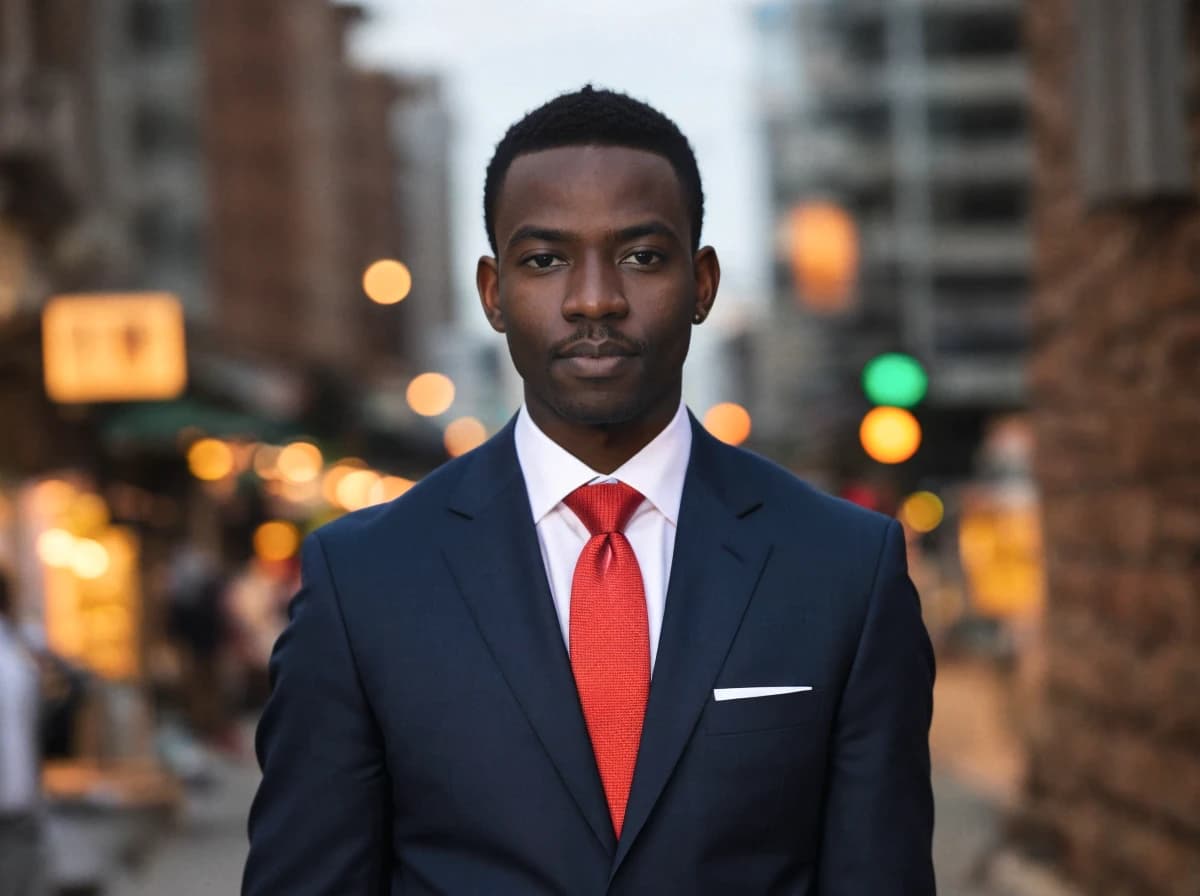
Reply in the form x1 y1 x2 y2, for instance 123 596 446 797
442 422 616 854
611 420 771 874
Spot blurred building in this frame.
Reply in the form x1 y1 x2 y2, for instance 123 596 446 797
0 0 456 471
753 0 1031 483
1015 1 1200 893
0 0 113 474
388 73 456 370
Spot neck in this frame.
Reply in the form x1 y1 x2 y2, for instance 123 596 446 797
527 396 680 475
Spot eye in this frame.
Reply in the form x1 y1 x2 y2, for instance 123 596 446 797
522 253 565 269
622 250 665 267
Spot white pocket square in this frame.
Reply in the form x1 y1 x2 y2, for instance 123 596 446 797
713 686 813 702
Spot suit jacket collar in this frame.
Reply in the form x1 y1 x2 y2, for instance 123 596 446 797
447 411 761 521
444 413 770 868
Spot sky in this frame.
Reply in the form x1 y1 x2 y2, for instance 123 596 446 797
351 0 773 334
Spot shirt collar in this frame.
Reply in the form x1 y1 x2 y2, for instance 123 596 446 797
514 400 692 526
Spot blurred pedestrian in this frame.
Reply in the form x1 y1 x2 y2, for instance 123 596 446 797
165 544 231 746
246 86 934 895
224 557 292 712
0 569 46 896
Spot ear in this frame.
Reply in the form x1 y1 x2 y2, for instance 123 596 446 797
476 256 505 333
690 246 720 325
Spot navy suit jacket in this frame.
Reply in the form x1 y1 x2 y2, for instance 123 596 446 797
244 415 936 895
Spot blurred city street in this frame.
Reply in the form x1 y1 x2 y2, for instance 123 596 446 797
2 0 1197 892
107 749 255 896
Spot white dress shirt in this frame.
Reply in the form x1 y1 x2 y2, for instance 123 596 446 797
514 401 692 674
0 618 39 814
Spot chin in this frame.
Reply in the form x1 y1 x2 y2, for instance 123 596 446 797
549 394 645 427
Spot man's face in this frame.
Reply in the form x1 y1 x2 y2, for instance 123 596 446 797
477 145 718 433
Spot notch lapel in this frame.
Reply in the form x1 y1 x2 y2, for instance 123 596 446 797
611 424 771 874
442 424 616 854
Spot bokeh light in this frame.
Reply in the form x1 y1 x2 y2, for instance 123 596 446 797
32 479 75 515
900 491 945 533
406 372 455 417
277 441 323 484
70 538 110 579
187 438 234 481
336 469 381 511
787 201 858 312
703 402 752 446
363 259 413 305
859 407 922 464
369 476 414 505
67 493 110 534
444 417 487 457
321 459 367 506
862 353 928 408
252 444 282 479
37 528 76 568
253 520 301 562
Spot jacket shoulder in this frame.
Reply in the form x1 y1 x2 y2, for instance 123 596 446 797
308 446 477 557
713 441 895 539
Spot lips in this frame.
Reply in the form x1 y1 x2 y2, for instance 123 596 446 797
555 340 637 359
554 340 638 379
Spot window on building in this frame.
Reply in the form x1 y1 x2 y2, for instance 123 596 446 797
928 102 1025 144
1075 0 1190 203
132 102 197 159
129 0 191 52
922 12 1021 61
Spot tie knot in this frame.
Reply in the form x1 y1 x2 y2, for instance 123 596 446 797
563 482 644 536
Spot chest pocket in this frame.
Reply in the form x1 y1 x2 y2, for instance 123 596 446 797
702 687 823 735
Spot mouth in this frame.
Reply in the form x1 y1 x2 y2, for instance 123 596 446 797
553 340 639 379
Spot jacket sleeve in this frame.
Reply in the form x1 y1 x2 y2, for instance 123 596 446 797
243 532 390 895
817 519 937 895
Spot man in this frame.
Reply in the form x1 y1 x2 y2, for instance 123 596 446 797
0 570 45 896
245 86 935 895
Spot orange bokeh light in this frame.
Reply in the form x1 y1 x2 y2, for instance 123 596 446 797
363 259 412 305
860 407 922 464
406 372 455 417
253 520 301 562
703 403 752 446
277 442 323 484
187 438 234 481
369 476 414 505
444 417 487 457
787 202 858 312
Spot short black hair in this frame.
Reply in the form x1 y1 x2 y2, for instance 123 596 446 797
483 85 705 255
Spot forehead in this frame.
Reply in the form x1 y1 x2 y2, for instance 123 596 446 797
495 145 690 243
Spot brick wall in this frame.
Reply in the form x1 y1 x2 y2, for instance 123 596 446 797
1021 1 1200 893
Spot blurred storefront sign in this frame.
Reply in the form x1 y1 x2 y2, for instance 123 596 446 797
42 291 187 403
958 483 1045 620
42 526 142 680
27 480 143 680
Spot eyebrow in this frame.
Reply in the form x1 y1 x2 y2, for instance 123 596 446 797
506 226 571 251
505 220 682 252
614 221 680 244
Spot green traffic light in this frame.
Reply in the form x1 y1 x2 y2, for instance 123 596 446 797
862 353 927 408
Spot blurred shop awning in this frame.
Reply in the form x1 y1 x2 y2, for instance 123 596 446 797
100 398 293 449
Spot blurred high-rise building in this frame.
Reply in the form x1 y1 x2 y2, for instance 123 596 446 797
0 0 456 469
753 0 1031 482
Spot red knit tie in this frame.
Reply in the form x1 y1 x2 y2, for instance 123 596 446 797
563 481 650 838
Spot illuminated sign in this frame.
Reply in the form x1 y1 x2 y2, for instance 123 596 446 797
43 292 187 403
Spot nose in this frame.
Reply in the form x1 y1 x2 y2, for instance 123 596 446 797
561 252 629 321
